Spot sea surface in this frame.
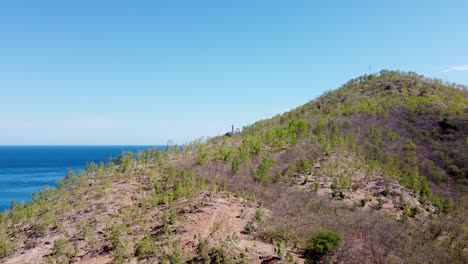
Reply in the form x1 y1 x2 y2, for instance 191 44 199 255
0 145 160 212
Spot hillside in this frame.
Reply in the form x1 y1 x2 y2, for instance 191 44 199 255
1 70 467 263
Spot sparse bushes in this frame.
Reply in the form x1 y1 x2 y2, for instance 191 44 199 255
306 230 341 261
1 71 466 263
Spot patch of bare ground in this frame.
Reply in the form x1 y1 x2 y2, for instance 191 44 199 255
172 191 304 263
291 151 434 220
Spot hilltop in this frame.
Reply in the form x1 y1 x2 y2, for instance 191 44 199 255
1 71 467 263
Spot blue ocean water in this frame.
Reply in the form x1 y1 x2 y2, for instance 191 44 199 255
0 146 159 212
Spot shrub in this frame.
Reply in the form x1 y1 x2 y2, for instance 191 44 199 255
272 172 284 183
401 205 411 221
338 191 345 199
423 160 447 184
312 182 320 192
252 156 273 183
57 169 79 190
273 138 286 150
168 246 185 264
331 175 351 192
35 211 57 235
243 223 254 235
197 145 209 165
419 176 431 199
243 135 262 155
231 159 240 175
0 239 13 258
273 239 285 258
306 230 341 261
438 118 458 132
108 223 133 263
135 237 157 260
255 209 264 223
442 198 454 214
288 164 297 178
358 198 369 207
239 145 250 163
385 129 400 141
299 157 312 174
215 147 234 162
52 238 76 260
410 207 420 217
314 120 326 136
448 164 462 177
382 184 390 197
404 139 416 152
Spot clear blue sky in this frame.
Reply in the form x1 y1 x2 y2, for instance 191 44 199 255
1 1 467 145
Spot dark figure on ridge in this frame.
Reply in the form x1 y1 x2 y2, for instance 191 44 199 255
224 125 234 137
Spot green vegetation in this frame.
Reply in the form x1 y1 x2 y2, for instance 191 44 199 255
0 71 466 263
305 230 341 261
251 156 274 183
52 238 76 261
197 145 209 165
135 237 157 260
0 221 13 258
255 209 264 223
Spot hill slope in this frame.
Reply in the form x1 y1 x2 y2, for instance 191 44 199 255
1 70 467 263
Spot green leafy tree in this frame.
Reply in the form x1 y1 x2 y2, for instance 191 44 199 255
306 230 341 262
252 156 274 183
